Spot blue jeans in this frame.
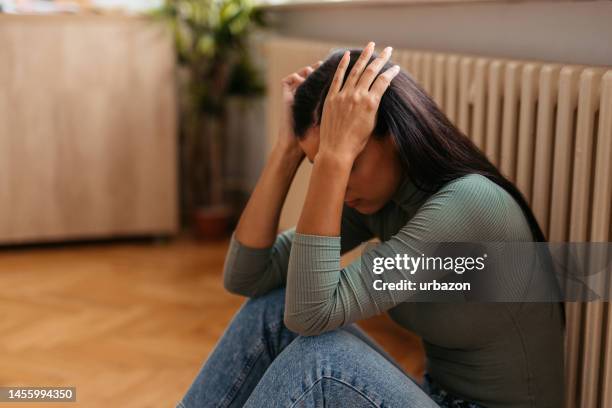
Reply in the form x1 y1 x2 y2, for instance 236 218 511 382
178 287 482 408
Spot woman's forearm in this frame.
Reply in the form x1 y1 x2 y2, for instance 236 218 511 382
296 151 353 236
234 142 304 248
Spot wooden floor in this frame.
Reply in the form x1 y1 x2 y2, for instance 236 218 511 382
0 236 424 408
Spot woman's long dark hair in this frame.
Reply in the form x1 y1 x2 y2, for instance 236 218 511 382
292 48 565 324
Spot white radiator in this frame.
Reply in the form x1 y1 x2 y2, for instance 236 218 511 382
263 36 612 408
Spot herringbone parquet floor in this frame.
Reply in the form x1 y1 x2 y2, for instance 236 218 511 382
0 237 423 408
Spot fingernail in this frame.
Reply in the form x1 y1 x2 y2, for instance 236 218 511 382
369 41 375 49
384 46 393 54
392 65 400 73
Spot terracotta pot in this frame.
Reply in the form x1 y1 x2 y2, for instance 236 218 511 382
193 205 233 240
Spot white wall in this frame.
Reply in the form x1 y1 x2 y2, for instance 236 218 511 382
262 0 612 67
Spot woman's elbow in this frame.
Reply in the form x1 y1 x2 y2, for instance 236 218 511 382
283 310 334 337
223 279 248 297
223 270 274 298
284 313 317 336
223 271 256 297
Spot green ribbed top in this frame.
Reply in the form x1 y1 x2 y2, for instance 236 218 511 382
223 173 565 408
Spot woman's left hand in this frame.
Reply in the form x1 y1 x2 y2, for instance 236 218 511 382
318 42 400 164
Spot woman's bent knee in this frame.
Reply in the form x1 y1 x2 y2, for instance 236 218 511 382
242 286 285 310
243 328 438 408
235 287 287 326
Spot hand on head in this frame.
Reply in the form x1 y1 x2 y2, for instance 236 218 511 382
318 42 400 164
277 60 324 150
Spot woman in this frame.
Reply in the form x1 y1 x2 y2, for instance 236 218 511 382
178 42 565 408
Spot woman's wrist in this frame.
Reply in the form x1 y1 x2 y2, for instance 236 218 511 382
270 141 304 174
295 149 352 237
314 149 355 171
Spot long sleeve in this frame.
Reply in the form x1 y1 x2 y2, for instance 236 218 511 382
223 204 374 298
283 174 531 336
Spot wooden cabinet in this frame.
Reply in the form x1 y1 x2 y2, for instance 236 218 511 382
0 15 178 244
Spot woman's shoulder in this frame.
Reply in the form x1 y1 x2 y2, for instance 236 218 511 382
441 173 525 213
430 173 508 209
425 173 532 240
442 173 499 192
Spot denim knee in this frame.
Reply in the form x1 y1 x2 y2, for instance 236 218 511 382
254 330 437 408
288 329 350 356
236 287 287 327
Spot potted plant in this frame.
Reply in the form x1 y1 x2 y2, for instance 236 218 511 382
152 0 267 239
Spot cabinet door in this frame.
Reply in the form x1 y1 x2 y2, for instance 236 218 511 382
0 17 178 244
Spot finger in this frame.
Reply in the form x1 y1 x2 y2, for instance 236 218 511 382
282 73 300 85
297 65 314 78
369 64 400 101
329 50 350 94
357 46 393 91
282 72 305 87
343 41 376 90
299 61 322 79
297 61 318 78
307 61 322 74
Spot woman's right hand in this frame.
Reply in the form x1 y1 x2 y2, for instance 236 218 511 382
275 60 323 154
